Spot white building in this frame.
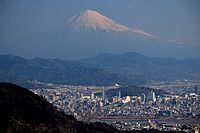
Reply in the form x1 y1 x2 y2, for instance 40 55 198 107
146 91 156 102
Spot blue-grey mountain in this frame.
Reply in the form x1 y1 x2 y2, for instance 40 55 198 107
0 53 199 86
81 52 200 81
0 55 129 86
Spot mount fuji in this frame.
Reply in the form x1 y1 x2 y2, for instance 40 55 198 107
69 10 157 38
1 9 199 59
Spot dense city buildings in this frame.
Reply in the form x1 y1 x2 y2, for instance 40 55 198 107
31 80 200 132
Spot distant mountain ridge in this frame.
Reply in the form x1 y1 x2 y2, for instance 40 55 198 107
0 55 129 86
80 52 200 81
0 53 199 86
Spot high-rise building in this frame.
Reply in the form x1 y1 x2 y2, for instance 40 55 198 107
76 92 82 99
146 91 156 102
141 93 146 103
118 91 121 99
194 86 199 94
91 92 95 99
102 89 106 100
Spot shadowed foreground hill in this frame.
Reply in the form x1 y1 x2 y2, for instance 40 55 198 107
0 83 181 133
0 83 121 133
0 83 77 133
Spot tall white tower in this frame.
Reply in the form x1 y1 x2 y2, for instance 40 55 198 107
91 92 95 99
102 89 106 100
118 91 121 99
141 93 146 103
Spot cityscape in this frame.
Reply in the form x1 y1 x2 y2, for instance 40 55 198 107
1 1 200 132
31 80 200 132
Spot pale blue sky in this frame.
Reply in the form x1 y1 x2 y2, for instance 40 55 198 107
0 0 200 59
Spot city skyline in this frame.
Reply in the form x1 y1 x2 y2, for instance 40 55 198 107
0 1 200 132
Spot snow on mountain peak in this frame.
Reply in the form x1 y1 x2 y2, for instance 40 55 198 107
68 10 159 39
69 10 129 32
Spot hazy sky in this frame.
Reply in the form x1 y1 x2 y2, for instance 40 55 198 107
0 0 200 59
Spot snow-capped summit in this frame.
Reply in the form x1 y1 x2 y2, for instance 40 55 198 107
69 10 129 32
68 10 156 38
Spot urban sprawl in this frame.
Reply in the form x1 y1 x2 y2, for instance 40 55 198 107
31 80 200 132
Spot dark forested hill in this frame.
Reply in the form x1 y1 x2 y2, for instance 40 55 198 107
0 83 77 132
0 83 122 133
1 52 199 87
0 55 129 86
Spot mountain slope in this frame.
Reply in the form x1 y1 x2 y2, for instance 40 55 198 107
69 10 128 32
69 10 156 38
0 83 77 132
0 55 129 86
80 52 200 81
